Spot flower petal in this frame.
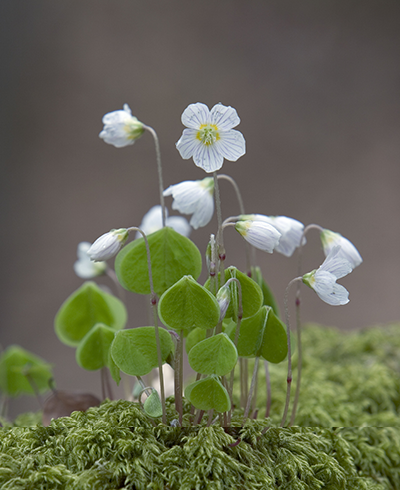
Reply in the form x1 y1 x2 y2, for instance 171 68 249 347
210 104 240 130
313 271 350 306
190 194 215 229
181 103 210 129
320 246 353 279
214 129 246 161
193 143 224 173
176 129 202 160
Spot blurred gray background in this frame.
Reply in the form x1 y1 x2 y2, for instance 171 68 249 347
1 0 399 417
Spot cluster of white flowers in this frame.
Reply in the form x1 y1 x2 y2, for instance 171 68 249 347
73 101 362 309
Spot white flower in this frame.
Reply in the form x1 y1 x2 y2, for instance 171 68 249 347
163 178 215 229
73 242 107 279
99 104 144 148
136 205 191 238
241 214 305 257
320 229 362 268
87 229 129 261
176 102 246 173
235 220 281 253
302 246 353 306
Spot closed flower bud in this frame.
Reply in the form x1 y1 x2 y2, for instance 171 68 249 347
235 220 281 253
87 228 129 262
216 286 231 322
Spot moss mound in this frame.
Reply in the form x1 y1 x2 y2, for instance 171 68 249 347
1 324 400 489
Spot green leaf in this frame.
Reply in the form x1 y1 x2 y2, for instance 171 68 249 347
55 281 127 347
76 323 115 371
251 266 280 317
185 328 207 354
185 376 231 412
0 346 53 397
111 327 173 376
237 306 288 363
204 267 263 320
188 333 238 376
158 275 220 334
143 390 163 418
115 227 202 296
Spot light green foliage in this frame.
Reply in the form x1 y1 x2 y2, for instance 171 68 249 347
205 267 263 320
158 275 220 334
1 398 400 489
251 265 280 317
54 282 127 347
0 346 52 397
185 376 231 412
115 227 202 296
75 323 115 371
110 327 173 376
188 333 237 376
185 327 207 354
143 390 163 418
234 305 288 363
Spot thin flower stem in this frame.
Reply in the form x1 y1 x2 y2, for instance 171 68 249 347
127 226 166 424
105 267 126 303
217 174 246 215
243 356 260 423
289 294 302 426
206 409 214 427
213 172 226 284
217 174 251 273
143 125 167 227
264 361 272 418
174 331 184 426
280 276 303 427
288 223 323 426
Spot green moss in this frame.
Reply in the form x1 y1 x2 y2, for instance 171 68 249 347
1 324 400 489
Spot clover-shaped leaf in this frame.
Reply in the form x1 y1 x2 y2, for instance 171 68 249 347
55 281 127 347
188 333 237 376
111 327 173 377
115 227 202 296
158 275 220 334
184 376 231 412
235 306 287 363
205 267 263 320
76 323 115 371
251 266 280 318
0 346 53 397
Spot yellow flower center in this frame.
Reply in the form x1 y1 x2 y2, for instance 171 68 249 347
197 124 220 146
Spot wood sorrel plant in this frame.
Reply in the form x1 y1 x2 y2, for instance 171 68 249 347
53 101 363 428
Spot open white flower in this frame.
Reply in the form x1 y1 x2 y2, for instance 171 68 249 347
136 205 191 238
235 220 281 253
87 228 129 261
73 242 107 279
99 104 144 148
176 102 246 173
163 178 214 229
302 246 353 306
241 214 305 257
320 229 362 269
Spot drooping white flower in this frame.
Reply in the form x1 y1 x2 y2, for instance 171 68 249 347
87 228 129 261
73 242 107 279
99 104 144 148
176 102 246 173
240 214 305 257
235 220 281 253
302 246 353 306
136 205 191 238
320 229 362 269
163 178 215 229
